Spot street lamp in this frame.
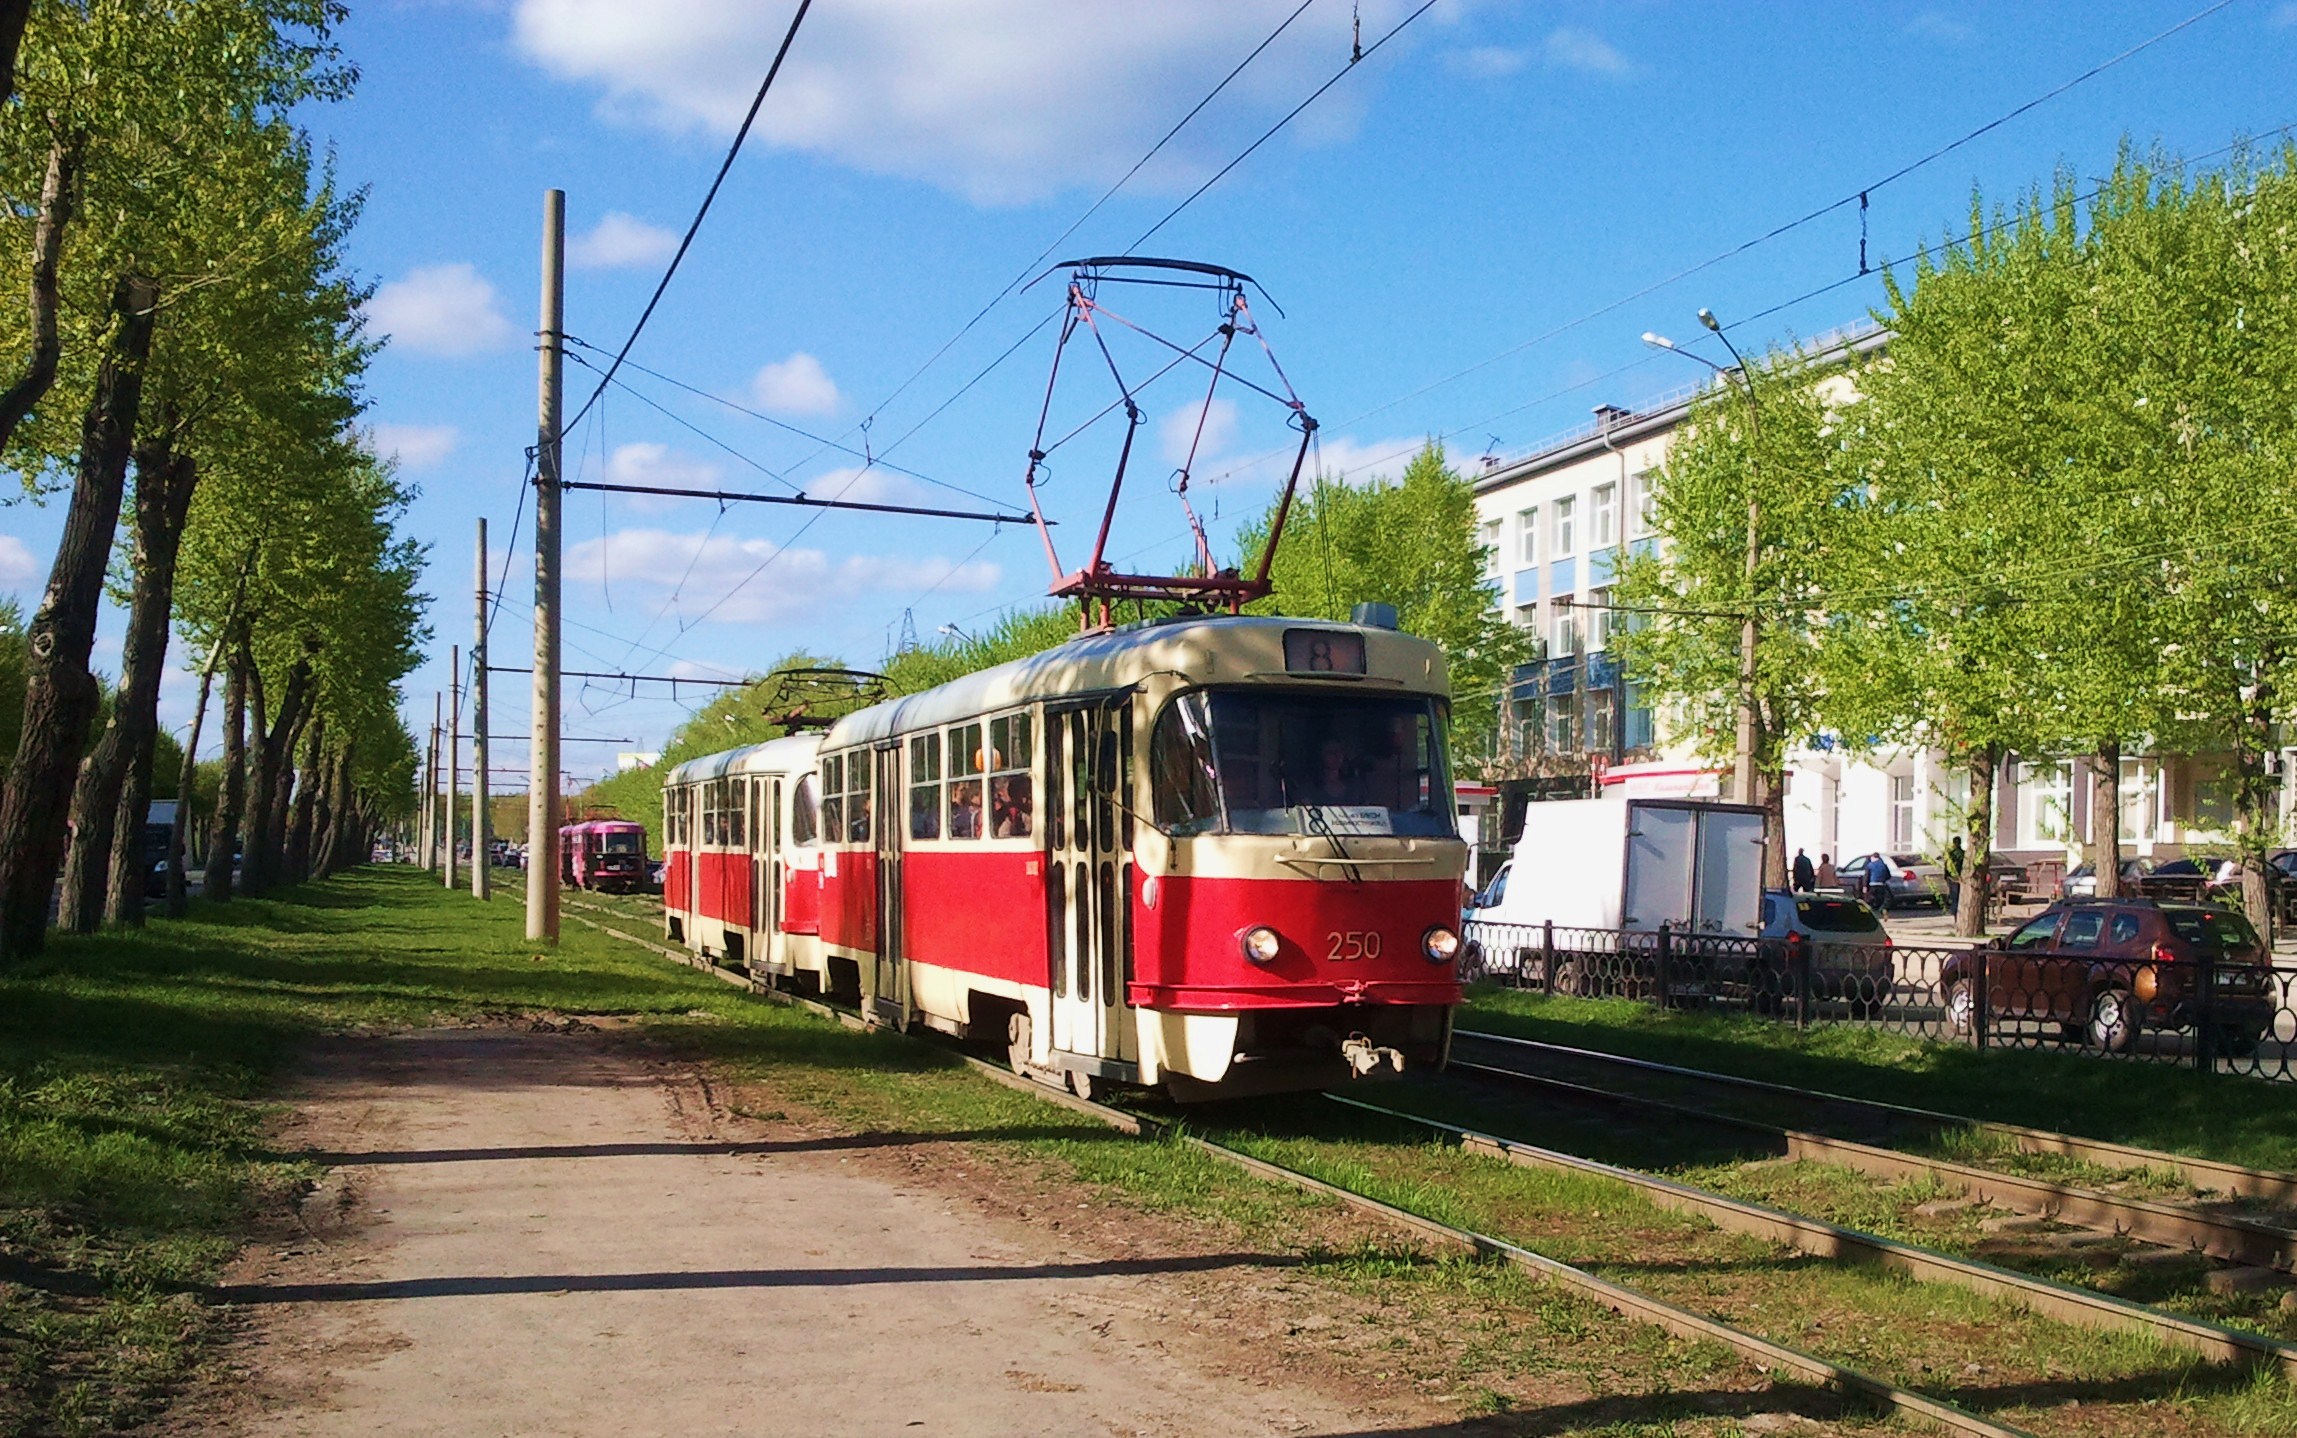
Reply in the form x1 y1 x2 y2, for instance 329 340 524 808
938 623 973 643
1643 314 1764 820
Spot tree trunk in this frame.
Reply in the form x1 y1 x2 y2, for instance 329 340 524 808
285 714 324 885
0 276 158 961
0 0 34 107
2231 668 2279 936
60 435 197 930
166 658 216 918
2089 740 2122 901
203 632 249 902
1954 746 2001 938
0 141 78 457
242 657 310 897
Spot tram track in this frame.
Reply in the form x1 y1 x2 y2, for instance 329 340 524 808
563 903 2287 1437
1454 1028 2297 1205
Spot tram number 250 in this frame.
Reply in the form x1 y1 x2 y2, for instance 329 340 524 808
1327 930 1383 961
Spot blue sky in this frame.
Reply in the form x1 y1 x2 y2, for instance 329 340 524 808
8 0 2297 786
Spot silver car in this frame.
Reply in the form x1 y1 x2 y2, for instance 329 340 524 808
1755 889 1895 1014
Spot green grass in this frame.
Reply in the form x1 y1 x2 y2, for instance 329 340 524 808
1465 985 2297 1176
0 871 1868 1436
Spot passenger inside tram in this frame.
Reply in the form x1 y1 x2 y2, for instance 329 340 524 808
948 780 983 838
991 775 1033 837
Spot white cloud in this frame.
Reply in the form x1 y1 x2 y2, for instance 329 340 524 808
1542 26 1631 77
566 526 999 625
591 441 723 512
366 263 515 357
568 210 679 270
1452 45 1527 78
0 533 38 590
367 422 461 471
511 0 1421 206
1906 11 1973 43
802 464 923 506
1158 396 1240 468
750 352 842 418
1309 434 1428 487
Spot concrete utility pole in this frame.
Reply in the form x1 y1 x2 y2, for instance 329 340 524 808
528 188 565 943
446 644 460 890
473 518 490 899
424 692 441 869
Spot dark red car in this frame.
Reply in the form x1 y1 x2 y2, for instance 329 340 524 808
1940 898 2273 1054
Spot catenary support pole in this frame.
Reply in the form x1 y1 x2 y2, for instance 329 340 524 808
528 188 564 942
473 518 490 899
446 643 460 890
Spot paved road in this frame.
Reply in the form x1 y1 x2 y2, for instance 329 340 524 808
197 1028 1404 1438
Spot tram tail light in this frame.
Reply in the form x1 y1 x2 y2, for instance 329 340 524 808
1422 925 1460 964
1240 926 1282 965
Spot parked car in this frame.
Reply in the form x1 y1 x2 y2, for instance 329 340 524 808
2059 858 2154 900
1743 890 1894 1016
1938 897 2273 1054
1840 852 1944 911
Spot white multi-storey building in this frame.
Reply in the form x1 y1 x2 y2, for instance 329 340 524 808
1468 325 2276 886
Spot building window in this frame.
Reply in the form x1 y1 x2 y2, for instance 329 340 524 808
1889 773 1916 852
1515 602 1539 633
1591 482 1618 548
1511 697 1542 760
1629 469 1656 536
1622 681 1654 752
1585 688 1616 757
1551 596 1578 657
2191 769 2236 835
1553 496 1576 556
2117 757 2159 844
2016 760 2073 849
1585 586 1612 651
1480 519 1501 576
1516 507 1537 565
1546 695 1576 754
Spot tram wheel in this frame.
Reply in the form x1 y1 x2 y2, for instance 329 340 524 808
1067 1069 1097 1102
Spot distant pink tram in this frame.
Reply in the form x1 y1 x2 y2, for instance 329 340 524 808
560 818 650 894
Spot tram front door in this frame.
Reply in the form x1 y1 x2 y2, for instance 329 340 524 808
1045 697 1132 1082
871 743 906 1026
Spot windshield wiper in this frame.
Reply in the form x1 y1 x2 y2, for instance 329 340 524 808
1302 804 1363 886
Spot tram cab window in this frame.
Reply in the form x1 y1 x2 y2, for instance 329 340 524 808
989 712 1034 838
790 774 819 846
910 733 942 839
948 723 984 839
820 757 843 840
601 830 643 855
1149 690 1453 837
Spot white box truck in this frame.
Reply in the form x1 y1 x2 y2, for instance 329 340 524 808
1465 797 1768 994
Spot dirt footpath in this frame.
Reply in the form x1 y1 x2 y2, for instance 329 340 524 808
185 1028 1451 1438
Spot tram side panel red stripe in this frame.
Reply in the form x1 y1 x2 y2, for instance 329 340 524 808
820 850 878 953
664 850 691 915
901 850 1045 988
782 865 821 935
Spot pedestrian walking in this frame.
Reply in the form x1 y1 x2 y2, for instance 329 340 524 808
1816 852 1838 889
1865 852 1894 912
1944 836 1966 887
1792 848 1815 892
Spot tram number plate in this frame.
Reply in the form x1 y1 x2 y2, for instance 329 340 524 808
1327 931 1383 961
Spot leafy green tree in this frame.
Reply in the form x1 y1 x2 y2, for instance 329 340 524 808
1612 358 1857 888
1238 441 1527 766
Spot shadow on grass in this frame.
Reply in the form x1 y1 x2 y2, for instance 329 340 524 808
298 1125 1123 1165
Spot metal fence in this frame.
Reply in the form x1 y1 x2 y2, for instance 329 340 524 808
1462 919 2297 1083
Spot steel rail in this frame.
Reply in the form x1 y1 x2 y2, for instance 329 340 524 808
1330 1089 2297 1380
566 908 2033 1438
1455 1028 2297 1204
1449 1035 2297 1276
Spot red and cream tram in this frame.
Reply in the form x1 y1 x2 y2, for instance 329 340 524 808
661 613 1467 1098
661 732 830 995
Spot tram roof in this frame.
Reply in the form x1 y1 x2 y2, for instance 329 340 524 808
663 729 823 787
821 613 1447 750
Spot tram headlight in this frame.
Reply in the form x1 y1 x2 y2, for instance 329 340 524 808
1422 925 1460 964
1240 925 1282 965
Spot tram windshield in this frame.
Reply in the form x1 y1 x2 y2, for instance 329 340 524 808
599 830 644 854
1149 690 1452 837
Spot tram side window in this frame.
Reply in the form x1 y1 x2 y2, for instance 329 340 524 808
947 723 984 839
820 757 844 840
989 712 1034 838
701 782 718 846
791 774 819 846
729 780 748 848
1149 697 1221 835
846 754 873 842
910 732 942 840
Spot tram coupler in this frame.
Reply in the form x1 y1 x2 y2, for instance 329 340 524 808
1341 1034 1405 1078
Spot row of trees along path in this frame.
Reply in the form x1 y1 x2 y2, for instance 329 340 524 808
1618 145 2297 935
0 0 428 960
